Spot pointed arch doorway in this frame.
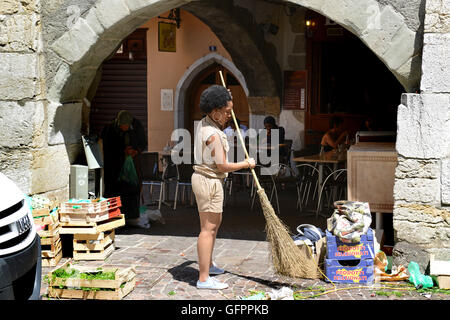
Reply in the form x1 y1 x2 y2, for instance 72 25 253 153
186 63 249 136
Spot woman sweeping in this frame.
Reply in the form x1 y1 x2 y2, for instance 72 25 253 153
192 85 256 290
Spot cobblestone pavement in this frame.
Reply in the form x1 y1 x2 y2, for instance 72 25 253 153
39 184 450 301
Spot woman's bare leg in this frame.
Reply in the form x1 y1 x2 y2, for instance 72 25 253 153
197 211 222 282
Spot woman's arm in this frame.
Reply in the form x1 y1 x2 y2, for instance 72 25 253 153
207 134 255 173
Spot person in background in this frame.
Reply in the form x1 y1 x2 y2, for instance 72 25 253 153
192 85 256 290
321 116 348 152
262 116 285 145
223 117 248 145
100 109 148 228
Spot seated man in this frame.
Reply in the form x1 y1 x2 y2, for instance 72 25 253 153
321 116 348 152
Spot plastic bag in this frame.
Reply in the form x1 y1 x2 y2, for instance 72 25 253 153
119 155 139 186
408 261 434 289
327 201 372 243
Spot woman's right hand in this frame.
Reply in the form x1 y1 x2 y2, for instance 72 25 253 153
246 158 256 169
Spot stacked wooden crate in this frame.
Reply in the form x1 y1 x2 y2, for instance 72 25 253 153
46 259 136 300
33 206 62 267
59 197 125 261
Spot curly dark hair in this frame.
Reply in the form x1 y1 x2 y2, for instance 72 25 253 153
199 85 232 114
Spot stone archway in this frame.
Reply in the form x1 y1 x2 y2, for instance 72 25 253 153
47 0 421 105
173 52 249 130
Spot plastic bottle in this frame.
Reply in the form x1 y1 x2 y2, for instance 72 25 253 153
408 261 434 289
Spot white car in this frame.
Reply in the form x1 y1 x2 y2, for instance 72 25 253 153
0 172 41 300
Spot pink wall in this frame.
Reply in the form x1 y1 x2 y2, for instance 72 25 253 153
140 10 232 152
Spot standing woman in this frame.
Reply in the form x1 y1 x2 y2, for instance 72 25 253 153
192 85 256 290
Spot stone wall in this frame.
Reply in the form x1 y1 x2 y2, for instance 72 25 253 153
393 0 450 271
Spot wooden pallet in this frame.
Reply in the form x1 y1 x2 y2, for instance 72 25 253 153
59 214 125 235
42 248 62 267
59 209 111 224
36 220 60 238
73 230 115 261
32 207 50 218
47 260 136 300
41 237 62 258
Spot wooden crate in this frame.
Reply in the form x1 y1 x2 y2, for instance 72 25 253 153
34 215 60 238
46 260 136 300
59 197 122 224
32 207 50 218
73 230 115 261
59 214 125 235
42 248 62 267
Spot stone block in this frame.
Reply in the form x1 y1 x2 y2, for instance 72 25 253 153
396 93 450 159
425 0 450 33
382 24 417 70
0 148 32 194
392 241 430 274
394 204 450 224
47 102 82 146
393 219 450 245
0 53 37 100
94 0 131 30
361 5 405 57
421 33 450 93
0 14 38 52
31 144 71 194
394 177 441 205
0 0 20 15
442 158 450 204
50 17 98 65
0 101 35 148
395 158 440 179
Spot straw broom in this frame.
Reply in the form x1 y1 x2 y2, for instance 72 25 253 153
219 71 313 278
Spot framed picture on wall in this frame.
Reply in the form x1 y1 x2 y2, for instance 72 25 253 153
283 70 308 110
158 22 176 52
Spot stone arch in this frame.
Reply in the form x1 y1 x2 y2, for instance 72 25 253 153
48 0 420 105
173 52 249 130
287 0 421 92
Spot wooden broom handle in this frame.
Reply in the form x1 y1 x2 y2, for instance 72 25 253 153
219 71 262 191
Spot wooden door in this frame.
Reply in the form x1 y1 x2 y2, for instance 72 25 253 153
186 64 248 136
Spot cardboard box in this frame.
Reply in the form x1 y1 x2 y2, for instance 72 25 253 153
295 237 327 279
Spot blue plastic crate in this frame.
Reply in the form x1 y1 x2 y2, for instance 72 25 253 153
326 228 375 260
325 258 374 284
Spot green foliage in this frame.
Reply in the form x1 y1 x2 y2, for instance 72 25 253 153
49 266 118 291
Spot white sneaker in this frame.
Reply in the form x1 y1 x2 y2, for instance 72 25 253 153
209 263 225 275
196 277 229 290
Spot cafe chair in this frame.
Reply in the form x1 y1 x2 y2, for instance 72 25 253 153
280 139 293 167
316 168 347 218
173 163 195 210
295 163 320 212
138 152 166 210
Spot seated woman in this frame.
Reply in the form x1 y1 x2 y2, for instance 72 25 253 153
263 116 285 145
321 116 348 152
262 116 287 163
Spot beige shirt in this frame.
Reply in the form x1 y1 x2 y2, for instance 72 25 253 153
193 115 230 179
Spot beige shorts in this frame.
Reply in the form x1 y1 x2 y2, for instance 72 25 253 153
191 172 224 213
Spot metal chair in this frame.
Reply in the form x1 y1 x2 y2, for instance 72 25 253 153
173 163 194 210
138 152 165 210
316 168 347 218
295 163 320 212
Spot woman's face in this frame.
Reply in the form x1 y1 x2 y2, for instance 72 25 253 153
211 101 233 128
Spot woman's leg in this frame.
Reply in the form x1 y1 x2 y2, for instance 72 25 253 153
197 211 222 282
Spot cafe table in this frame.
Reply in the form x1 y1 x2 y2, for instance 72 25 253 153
293 151 347 217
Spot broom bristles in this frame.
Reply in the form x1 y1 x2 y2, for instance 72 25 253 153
257 189 315 278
